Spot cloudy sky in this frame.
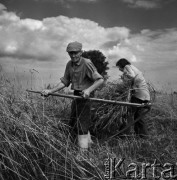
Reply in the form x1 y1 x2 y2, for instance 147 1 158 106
0 0 177 92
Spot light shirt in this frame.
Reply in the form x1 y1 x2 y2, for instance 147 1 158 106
123 65 150 101
61 57 103 90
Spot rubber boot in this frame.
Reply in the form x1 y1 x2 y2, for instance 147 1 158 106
78 134 89 148
77 134 89 161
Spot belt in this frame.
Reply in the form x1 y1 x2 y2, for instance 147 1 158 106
74 90 82 96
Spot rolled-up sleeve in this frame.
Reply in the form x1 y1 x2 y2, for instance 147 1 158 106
60 62 71 87
86 60 103 81
124 65 135 79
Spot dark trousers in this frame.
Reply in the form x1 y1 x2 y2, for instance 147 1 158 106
69 91 91 140
119 96 150 139
131 96 150 138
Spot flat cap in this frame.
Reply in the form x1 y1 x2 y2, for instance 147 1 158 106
66 41 82 52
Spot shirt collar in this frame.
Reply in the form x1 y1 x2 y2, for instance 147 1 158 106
72 57 83 66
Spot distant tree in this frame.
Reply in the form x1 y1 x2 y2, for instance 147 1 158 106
82 50 109 78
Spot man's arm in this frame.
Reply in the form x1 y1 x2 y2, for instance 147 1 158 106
82 78 104 98
87 78 104 93
41 81 66 95
82 59 104 98
49 81 66 93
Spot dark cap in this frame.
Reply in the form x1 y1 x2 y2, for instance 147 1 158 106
66 41 82 52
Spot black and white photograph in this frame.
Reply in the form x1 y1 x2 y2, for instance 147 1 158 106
0 0 177 179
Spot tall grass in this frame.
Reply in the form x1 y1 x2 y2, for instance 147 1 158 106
0 74 105 180
0 72 177 180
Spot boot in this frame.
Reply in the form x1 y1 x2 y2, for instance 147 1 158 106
77 134 89 161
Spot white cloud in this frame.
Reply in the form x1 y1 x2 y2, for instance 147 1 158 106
0 5 132 86
5 42 18 53
108 44 138 65
136 44 144 52
0 2 177 90
0 7 176 66
0 11 19 24
19 19 46 31
131 28 177 62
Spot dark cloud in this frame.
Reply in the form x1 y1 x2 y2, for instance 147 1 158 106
121 0 176 9
33 0 98 3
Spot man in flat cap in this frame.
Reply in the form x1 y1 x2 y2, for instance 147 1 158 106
42 41 104 157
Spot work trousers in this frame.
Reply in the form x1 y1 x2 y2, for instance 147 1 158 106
69 90 91 140
119 96 150 139
130 96 150 138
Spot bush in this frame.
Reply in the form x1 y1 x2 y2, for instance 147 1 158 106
82 50 109 78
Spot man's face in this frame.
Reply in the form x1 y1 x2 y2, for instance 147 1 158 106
68 51 82 63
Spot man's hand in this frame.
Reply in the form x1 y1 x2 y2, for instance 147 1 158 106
82 89 91 98
41 89 52 97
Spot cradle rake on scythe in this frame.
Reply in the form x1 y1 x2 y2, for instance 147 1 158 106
26 89 151 108
26 89 152 136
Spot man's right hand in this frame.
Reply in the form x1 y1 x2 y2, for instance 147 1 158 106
41 89 52 97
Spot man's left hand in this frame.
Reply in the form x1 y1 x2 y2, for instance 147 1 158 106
82 89 91 98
